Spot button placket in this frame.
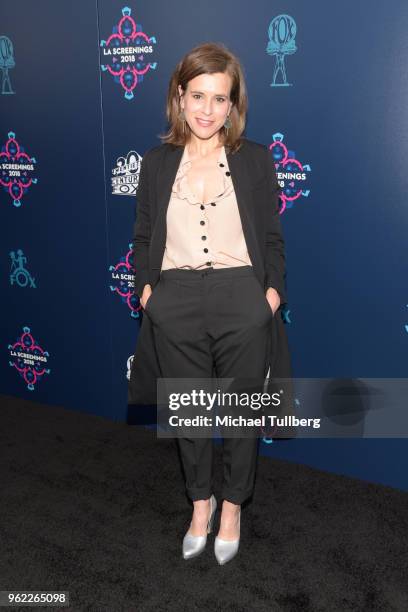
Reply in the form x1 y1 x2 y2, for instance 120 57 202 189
200 202 213 265
175 146 232 271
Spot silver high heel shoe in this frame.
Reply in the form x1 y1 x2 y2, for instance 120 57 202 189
214 506 241 565
182 494 217 560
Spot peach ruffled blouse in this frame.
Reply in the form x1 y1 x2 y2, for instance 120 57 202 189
161 145 252 271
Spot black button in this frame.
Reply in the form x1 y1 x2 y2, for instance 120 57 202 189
200 204 205 210
201 235 207 240
211 202 216 206
200 220 205 225
225 171 231 176
206 261 211 266
204 248 208 253
219 162 225 167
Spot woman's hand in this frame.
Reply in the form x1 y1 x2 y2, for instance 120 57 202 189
140 284 152 309
265 287 281 316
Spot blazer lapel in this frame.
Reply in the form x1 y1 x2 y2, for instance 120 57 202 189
156 144 184 215
226 143 259 257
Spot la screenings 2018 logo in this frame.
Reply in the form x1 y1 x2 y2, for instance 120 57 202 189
100 6 157 100
109 243 140 318
0 131 38 207
8 326 50 390
268 132 311 214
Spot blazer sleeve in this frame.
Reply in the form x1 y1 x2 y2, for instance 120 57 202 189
132 150 152 298
263 145 287 305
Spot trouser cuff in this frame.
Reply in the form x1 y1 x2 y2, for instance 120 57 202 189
221 488 254 505
187 487 213 502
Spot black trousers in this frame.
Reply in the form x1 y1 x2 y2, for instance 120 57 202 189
144 265 273 505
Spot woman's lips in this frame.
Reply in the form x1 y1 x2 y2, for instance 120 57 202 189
196 118 214 127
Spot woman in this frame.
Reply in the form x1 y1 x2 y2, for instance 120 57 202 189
131 42 289 565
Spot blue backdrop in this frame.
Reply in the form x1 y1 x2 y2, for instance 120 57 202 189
1 1 407 490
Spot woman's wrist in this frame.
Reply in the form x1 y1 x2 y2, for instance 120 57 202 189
265 287 281 313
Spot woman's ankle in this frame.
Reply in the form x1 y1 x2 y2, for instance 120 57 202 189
221 499 240 513
193 498 211 514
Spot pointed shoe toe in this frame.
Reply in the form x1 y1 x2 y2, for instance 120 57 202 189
182 532 208 559
214 536 240 565
214 508 241 565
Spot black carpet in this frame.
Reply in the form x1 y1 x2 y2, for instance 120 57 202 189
1 394 407 612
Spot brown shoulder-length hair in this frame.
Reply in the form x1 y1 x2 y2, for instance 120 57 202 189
158 42 248 154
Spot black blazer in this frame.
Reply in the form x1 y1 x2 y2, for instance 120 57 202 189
132 137 287 305
128 137 292 410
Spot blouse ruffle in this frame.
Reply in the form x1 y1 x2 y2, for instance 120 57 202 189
171 149 234 206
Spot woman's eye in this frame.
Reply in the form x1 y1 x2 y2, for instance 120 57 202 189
192 94 226 102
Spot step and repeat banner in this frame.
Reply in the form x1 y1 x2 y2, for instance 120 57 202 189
1 1 407 488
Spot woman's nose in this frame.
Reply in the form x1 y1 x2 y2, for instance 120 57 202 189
203 100 213 114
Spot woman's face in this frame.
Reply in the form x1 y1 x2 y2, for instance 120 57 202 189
178 72 233 141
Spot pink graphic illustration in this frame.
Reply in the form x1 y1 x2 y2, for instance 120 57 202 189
100 6 157 100
109 243 141 318
0 131 38 207
8 326 50 390
267 132 311 214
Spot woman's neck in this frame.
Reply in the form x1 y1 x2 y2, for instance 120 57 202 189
186 133 222 159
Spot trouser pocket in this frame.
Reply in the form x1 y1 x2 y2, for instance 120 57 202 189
251 276 274 321
144 279 162 316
